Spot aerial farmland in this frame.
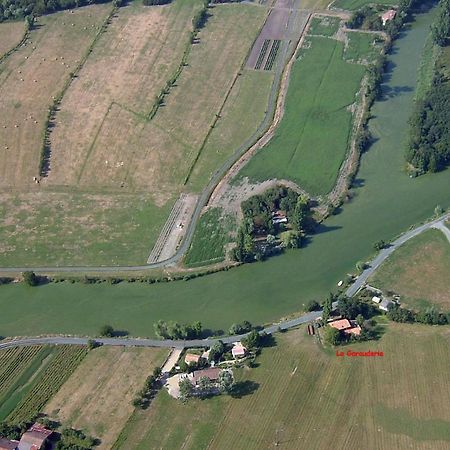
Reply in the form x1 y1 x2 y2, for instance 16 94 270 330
0 0 450 448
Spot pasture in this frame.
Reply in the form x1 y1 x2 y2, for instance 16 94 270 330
0 345 87 422
308 15 341 36
371 229 450 311
332 0 398 10
344 31 384 63
45 346 166 450
238 36 365 195
0 21 25 58
113 324 450 449
184 208 235 267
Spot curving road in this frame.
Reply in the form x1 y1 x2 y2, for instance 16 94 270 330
1 213 448 351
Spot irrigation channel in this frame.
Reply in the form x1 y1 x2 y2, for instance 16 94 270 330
1 8 450 338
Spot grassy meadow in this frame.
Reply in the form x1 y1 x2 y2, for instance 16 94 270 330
184 208 236 267
371 229 450 311
308 16 341 36
0 345 87 422
238 36 365 195
45 346 166 450
113 324 450 449
332 0 397 10
344 31 384 63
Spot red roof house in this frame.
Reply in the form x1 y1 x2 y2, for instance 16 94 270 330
191 368 221 385
381 9 396 26
0 438 19 450
18 424 52 450
329 319 352 331
184 353 201 365
231 342 247 358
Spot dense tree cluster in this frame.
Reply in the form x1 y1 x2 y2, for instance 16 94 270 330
346 6 382 30
228 320 252 335
0 0 114 23
55 428 97 449
406 74 450 173
387 303 448 325
431 0 450 46
232 187 313 263
154 320 203 339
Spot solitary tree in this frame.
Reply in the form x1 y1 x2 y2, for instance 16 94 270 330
218 371 234 394
242 330 260 350
179 378 194 402
322 294 333 322
22 271 38 286
323 326 341 346
99 324 114 337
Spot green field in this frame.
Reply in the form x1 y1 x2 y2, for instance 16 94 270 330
345 31 383 63
308 16 341 36
238 36 365 195
0 8 450 339
332 0 397 10
184 208 236 267
113 324 450 449
371 229 450 311
0 345 87 421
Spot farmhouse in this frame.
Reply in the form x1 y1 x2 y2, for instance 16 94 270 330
272 210 288 225
184 353 201 365
231 342 247 358
381 9 396 26
329 319 361 336
379 298 394 312
0 438 19 450
18 424 52 450
190 368 221 386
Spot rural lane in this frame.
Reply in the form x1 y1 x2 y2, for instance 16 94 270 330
1 213 448 351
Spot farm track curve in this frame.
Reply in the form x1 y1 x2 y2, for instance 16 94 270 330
1 213 448 349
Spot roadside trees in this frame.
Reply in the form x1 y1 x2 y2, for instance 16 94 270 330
22 271 38 286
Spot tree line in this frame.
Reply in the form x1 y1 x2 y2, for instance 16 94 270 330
406 0 450 174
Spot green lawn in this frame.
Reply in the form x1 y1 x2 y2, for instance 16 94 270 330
113 324 450 449
344 31 384 63
0 8 449 339
184 208 236 267
332 0 397 10
238 36 365 195
371 229 450 311
308 16 341 36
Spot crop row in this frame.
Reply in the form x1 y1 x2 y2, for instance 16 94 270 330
8 346 88 423
255 39 271 70
264 40 281 71
0 347 42 397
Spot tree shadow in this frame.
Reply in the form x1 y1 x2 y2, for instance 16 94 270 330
380 85 414 101
111 329 129 337
230 380 260 399
351 178 365 189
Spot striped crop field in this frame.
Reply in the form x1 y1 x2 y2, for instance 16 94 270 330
255 39 271 70
264 40 281 71
0 345 87 422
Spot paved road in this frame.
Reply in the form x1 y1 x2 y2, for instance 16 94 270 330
1 213 448 352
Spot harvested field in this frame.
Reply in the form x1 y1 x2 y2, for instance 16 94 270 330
111 324 450 449
0 4 113 187
371 229 450 311
0 21 25 59
238 36 365 195
45 346 167 450
47 1 266 199
47 0 199 190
